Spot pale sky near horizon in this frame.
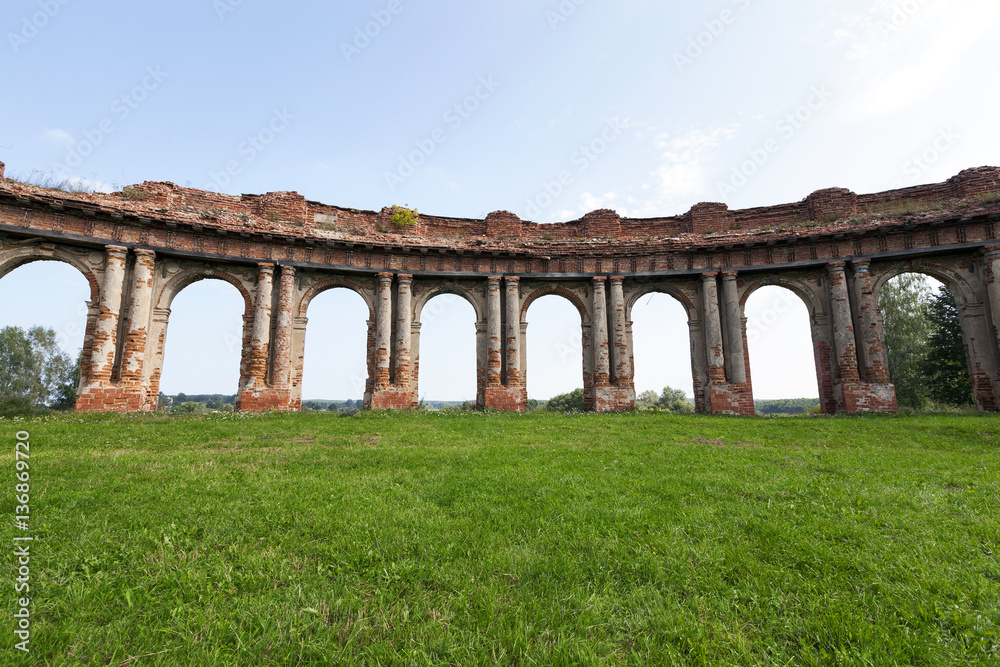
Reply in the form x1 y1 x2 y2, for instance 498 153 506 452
0 1 996 401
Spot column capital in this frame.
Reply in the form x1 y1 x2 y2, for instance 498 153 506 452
487 275 501 284
702 271 719 281
134 249 156 260
377 272 394 284
278 264 296 275
610 276 625 284
721 270 738 280
105 245 128 257
592 276 607 286
504 276 520 284
851 259 871 273
826 261 847 272
983 244 1000 261
257 263 275 274
396 273 413 283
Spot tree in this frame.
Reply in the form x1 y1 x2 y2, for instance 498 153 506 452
0 326 78 409
546 388 585 412
659 386 695 413
636 390 660 410
920 289 972 406
50 352 81 410
879 274 933 409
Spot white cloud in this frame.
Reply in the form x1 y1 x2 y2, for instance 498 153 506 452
633 124 738 215
580 191 617 211
42 129 75 149
835 1 1000 119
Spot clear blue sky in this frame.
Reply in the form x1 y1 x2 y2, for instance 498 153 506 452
0 0 995 400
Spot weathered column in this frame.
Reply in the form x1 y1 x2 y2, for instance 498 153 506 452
88 245 128 383
592 277 611 388
720 271 747 383
702 272 725 382
374 272 393 388
487 276 502 386
985 248 1000 354
246 263 274 388
609 277 631 386
119 249 156 384
851 261 889 383
827 262 859 381
394 274 413 387
271 265 296 389
504 277 521 387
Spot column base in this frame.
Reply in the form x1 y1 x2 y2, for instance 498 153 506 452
367 386 415 410
75 383 155 413
707 382 755 416
483 386 528 412
237 387 298 413
836 381 897 413
592 385 636 412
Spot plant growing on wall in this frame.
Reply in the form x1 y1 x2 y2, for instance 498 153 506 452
390 205 419 229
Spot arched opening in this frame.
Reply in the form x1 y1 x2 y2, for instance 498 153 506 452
630 291 694 409
525 294 584 403
301 287 370 410
0 260 90 408
878 272 972 409
744 286 819 413
159 279 245 407
417 293 477 407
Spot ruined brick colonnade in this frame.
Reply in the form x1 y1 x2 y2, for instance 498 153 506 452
2 160 1000 415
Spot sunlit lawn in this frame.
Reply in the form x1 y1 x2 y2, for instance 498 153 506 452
2 410 999 665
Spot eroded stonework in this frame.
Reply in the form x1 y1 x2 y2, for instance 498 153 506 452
2 157 999 414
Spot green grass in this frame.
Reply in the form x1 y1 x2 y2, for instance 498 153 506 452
3 411 999 665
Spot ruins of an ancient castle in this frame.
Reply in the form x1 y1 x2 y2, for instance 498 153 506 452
2 159 999 415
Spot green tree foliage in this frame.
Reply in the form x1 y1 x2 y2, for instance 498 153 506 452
635 386 695 413
920 289 972 406
546 388 585 412
879 274 933 409
755 398 821 415
659 386 695 413
0 326 78 410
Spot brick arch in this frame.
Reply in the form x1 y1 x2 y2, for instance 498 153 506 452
298 278 374 320
0 246 101 304
413 284 484 324
625 285 695 322
156 267 254 318
870 262 976 306
739 276 824 317
520 285 590 325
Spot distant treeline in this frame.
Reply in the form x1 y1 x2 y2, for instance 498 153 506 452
160 393 820 416
754 398 820 415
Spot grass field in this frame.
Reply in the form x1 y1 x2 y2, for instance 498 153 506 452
2 411 999 665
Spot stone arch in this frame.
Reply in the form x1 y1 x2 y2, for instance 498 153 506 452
740 275 830 411
298 277 374 320
520 285 591 325
739 275 825 317
0 245 101 304
625 284 695 322
626 284 698 401
156 266 254 318
870 260 977 306
870 259 988 409
413 283 485 324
